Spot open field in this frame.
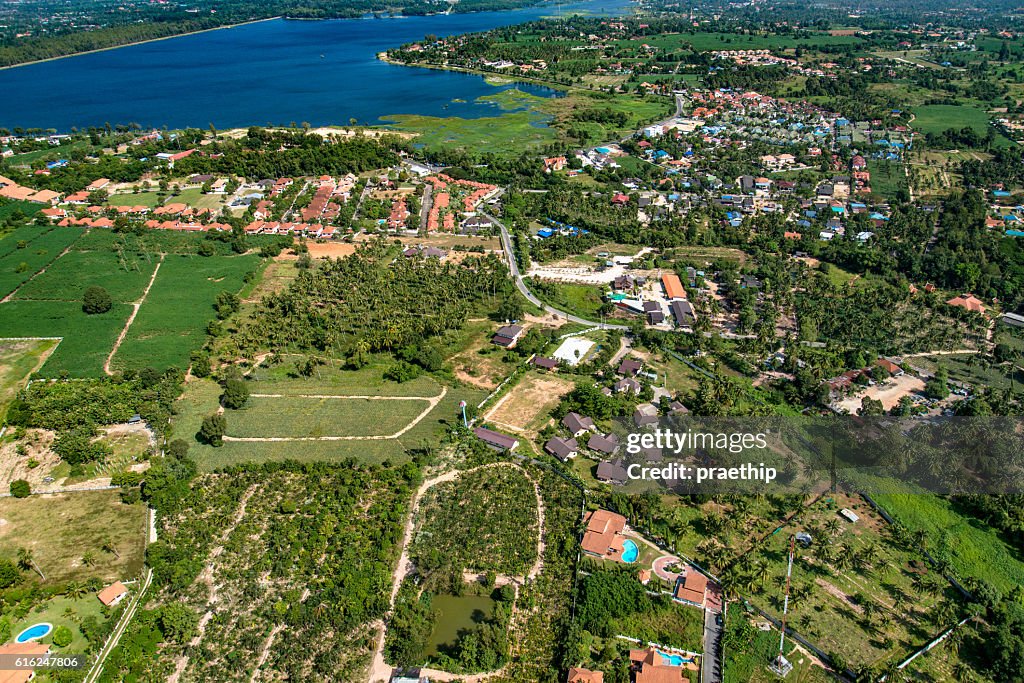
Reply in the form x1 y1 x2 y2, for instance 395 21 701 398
0 300 131 377
871 490 1024 593
484 371 574 434
0 489 147 584
0 338 57 415
228 395 433 438
14 247 159 304
107 191 163 208
912 104 990 137
111 252 261 372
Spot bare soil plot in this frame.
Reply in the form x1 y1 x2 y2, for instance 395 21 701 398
484 372 574 433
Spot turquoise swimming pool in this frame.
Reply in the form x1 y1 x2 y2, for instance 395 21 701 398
655 651 696 667
15 623 52 643
621 539 639 563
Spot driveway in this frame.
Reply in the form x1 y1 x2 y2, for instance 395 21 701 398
702 609 723 683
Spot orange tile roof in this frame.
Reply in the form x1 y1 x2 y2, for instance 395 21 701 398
662 273 686 300
0 642 51 683
581 509 627 557
568 668 604 683
98 581 129 606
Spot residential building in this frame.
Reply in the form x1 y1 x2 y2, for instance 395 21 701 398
491 325 524 348
562 412 596 437
545 436 579 461
474 427 519 452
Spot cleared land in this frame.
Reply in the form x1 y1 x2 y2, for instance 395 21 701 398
0 489 147 584
0 338 57 415
484 371 574 434
227 395 433 438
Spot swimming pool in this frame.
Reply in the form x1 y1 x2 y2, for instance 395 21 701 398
15 623 52 643
657 651 694 667
621 539 639 563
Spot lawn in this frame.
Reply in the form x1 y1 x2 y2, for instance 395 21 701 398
0 338 57 417
14 248 159 304
170 187 227 210
227 395 432 438
7 593 112 655
0 300 131 377
0 489 147 585
110 252 261 372
106 192 163 208
527 279 607 318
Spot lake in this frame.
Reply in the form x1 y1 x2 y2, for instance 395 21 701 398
0 0 630 132
424 592 498 658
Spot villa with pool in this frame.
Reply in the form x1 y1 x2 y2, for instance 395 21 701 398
580 509 639 563
629 646 699 683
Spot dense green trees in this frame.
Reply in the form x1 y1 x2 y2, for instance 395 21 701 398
82 285 113 314
198 413 227 446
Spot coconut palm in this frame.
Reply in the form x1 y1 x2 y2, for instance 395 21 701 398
17 547 45 580
101 537 120 560
81 551 96 567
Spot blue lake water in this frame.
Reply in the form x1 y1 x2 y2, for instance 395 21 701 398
0 0 629 131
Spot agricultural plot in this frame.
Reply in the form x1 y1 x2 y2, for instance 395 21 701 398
738 493 959 671
0 489 147 585
14 247 159 303
912 104 991 138
123 466 410 683
0 226 84 298
0 300 131 376
110 253 261 372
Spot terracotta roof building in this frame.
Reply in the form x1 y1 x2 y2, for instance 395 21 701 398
98 581 130 607
581 509 628 560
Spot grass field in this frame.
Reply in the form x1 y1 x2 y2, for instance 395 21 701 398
7 592 111 654
528 279 607 318
866 158 909 201
912 104 990 137
0 200 42 224
0 339 57 416
173 368 486 470
110 253 261 372
872 491 1024 593
106 191 163 208
0 300 131 377
14 248 159 304
227 395 432 438
0 489 147 585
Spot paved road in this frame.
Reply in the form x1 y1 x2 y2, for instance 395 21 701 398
487 211 629 331
702 609 723 683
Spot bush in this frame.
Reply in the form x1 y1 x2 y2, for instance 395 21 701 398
0 559 20 589
199 413 227 447
82 285 112 314
220 379 249 410
51 625 73 648
9 480 30 498
53 426 112 465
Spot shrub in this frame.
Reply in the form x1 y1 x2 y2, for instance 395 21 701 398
82 285 112 314
9 480 30 498
51 625 73 648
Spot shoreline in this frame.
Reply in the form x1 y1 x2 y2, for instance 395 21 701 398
0 17 281 71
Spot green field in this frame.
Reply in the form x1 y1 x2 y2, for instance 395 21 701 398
14 248 159 304
110 253 261 372
873 492 1024 593
0 227 84 298
0 338 57 416
912 104 990 137
0 300 131 377
527 279 606 318
107 191 163 208
173 371 485 470
614 31 863 52
0 489 147 585
228 395 432 438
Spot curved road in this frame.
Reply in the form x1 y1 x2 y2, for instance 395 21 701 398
487 211 630 331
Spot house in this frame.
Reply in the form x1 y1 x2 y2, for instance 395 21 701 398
492 324 524 348
567 668 604 683
98 581 130 607
474 427 519 452
596 458 628 484
670 300 696 328
580 509 628 559
545 436 579 461
661 273 686 300
0 642 52 683
673 568 708 607
588 433 620 455
630 647 690 683
86 177 111 191
633 403 660 427
946 294 986 315
875 358 903 376
617 358 643 376
562 412 596 437
532 356 559 371
614 377 641 395
544 156 567 173
638 569 652 585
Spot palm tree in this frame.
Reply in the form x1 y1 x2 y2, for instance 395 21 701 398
81 552 96 567
17 547 45 580
101 537 120 560
65 581 87 601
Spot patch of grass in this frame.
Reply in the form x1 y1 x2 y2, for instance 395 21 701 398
0 489 147 585
912 104 990 137
0 338 57 417
227 395 431 438
14 248 159 304
106 192 162 208
0 300 131 377
8 593 112 655
111 253 261 373
528 279 606 318
0 227 84 299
